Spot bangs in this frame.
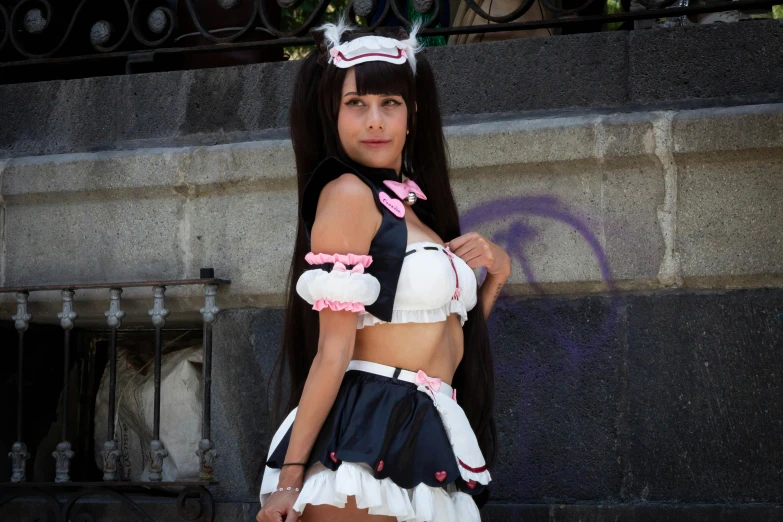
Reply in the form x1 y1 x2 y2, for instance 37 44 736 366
352 60 414 100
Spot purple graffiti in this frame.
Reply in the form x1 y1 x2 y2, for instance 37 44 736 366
461 195 621 357
461 195 624 497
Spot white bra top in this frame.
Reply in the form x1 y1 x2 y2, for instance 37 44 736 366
357 241 478 329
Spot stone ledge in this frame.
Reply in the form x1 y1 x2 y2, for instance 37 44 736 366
2 21 782 159
1 104 781 324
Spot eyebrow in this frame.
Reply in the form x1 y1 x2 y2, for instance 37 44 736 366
342 92 401 98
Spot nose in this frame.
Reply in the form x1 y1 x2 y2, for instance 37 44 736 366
366 103 383 131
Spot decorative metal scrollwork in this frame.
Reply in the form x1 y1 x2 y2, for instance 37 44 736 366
58 289 78 331
148 285 169 328
0 487 59 522
12 291 32 332
8 442 30 483
132 2 175 47
177 486 214 522
352 0 376 17
105 288 126 329
2 0 778 78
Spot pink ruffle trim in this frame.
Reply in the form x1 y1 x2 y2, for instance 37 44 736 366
305 252 373 268
313 299 367 313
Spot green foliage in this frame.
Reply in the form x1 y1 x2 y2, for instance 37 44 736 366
282 0 356 60
603 0 624 31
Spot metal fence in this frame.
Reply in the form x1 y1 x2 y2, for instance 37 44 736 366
0 270 229 522
0 0 780 82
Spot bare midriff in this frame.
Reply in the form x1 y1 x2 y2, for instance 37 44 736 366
352 207 464 386
353 314 463 386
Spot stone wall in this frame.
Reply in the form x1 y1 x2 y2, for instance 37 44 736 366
1 103 781 325
2 22 783 160
1 20 782 521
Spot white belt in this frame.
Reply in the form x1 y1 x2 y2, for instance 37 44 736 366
346 359 454 398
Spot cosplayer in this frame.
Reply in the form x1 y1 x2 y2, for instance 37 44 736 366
257 15 511 522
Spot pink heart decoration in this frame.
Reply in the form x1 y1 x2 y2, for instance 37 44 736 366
379 191 405 218
434 471 447 482
376 460 384 472
330 452 339 463
467 480 477 489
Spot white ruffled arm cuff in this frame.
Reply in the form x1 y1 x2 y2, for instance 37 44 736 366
295 253 380 313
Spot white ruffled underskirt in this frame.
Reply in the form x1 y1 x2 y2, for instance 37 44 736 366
260 461 480 522
357 300 468 329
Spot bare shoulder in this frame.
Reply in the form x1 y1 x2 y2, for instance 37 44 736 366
311 173 380 254
320 172 374 202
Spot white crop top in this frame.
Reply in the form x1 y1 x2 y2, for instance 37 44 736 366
294 241 478 329
357 241 478 329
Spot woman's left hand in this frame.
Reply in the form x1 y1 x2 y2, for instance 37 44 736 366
446 232 511 279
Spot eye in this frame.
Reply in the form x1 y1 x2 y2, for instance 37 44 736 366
383 99 403 106
345 98 364 107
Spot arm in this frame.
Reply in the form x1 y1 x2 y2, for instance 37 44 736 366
273 173 381 497
478 271 510 319
446 232 511 319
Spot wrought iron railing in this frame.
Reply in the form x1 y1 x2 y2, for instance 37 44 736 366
0 269 229 522
0 0 780 83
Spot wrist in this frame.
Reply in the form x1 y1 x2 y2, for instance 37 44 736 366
486 264 511 280
486 248 511 278
279 465 305 485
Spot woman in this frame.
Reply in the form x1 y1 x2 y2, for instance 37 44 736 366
257 17 511 522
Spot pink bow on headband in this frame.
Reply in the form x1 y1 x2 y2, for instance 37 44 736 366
383 179 427 202
332 261 365 274
414 370 441 392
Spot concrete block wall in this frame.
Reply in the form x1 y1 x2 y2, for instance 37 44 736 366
1 21 782 520
1 104 781 324
2 21 783 160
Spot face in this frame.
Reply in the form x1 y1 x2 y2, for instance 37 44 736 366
337 68 409 174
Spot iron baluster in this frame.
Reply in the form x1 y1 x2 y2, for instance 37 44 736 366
54 289 77 483
197 274 219 481
9 291 32 483
101 287 125 481
148 285 169 481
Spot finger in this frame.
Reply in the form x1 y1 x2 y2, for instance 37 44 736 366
453 243 484 261
455 236 491 259
286 506 300 521
447 232 478 251
451 240 475 259
260 508 283 522
464 251 488 269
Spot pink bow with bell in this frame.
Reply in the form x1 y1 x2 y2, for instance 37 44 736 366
383 179 427 201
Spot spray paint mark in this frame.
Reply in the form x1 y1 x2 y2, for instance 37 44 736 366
461 195 622 497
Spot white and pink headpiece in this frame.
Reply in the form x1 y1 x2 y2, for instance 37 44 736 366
316 18 422 75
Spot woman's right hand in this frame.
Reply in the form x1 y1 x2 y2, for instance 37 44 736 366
256 490 301 521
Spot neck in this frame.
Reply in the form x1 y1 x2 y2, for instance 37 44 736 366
391 157 403 179
343 154 403 180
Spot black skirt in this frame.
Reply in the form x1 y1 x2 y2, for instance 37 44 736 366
259 361 491 520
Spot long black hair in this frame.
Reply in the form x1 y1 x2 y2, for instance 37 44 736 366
268 25 497 472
